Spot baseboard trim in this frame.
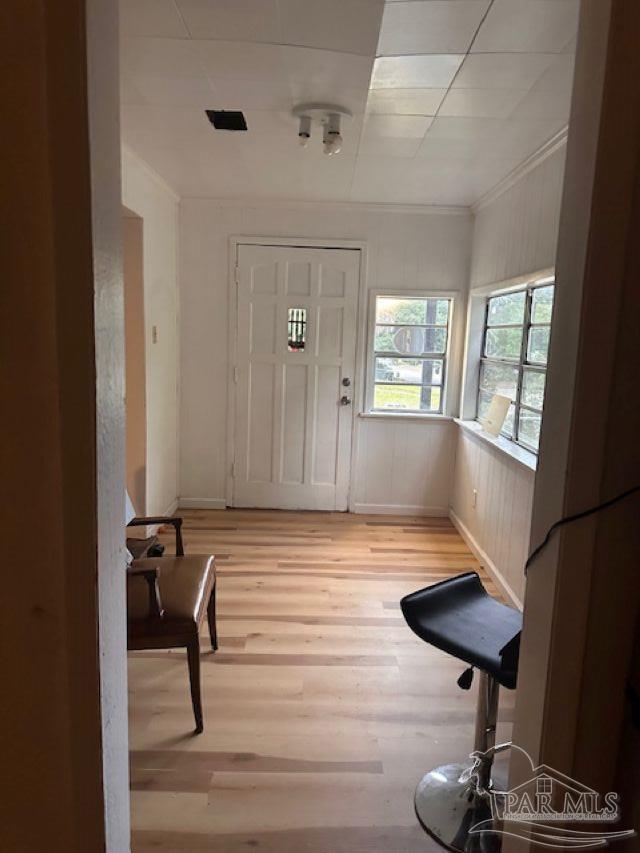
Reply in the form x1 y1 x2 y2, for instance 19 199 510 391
352 502 449 517
449 509 523 609
162 498 179 516
178 498 227 510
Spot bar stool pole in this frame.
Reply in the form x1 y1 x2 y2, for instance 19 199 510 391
474 673 499 793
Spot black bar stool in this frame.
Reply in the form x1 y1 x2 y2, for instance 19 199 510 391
401 571 523 852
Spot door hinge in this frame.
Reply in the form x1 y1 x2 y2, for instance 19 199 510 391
234 265 239 285
230 460 235 478
233 366 239 383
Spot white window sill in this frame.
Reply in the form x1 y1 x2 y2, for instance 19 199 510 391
454 418 537 472
360 412 453 423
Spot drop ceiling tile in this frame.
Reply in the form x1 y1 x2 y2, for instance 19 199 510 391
133 75 218 107
510 88 572 121
196 40 287 82
452 53 557 90
533 53 575 92
472 0 580 54
208 80 294 112
121 104 214 151
378 0 490 56
350 156 467 204
362 114 433 140
120 73 148 106
479 118 566 162
357 137 423 158
137 144 254 198
283 46 374 89
175 0 281 42
439 88 527 119
366 88 447 116
121 37 206 79
426 116 502 142
299 154 358 201
456 157 522 199
119 0 189 38
284 47 374 114
417 117 500 159
278 0 384 56
372 55 465 90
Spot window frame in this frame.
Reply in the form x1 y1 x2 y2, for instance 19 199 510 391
365 289 457 417
478 279 554 453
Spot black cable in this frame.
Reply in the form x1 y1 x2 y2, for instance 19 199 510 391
525 484 640 573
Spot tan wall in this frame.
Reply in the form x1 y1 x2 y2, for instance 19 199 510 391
123 213 146 516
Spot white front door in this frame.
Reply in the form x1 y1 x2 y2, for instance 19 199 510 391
232 244 360 511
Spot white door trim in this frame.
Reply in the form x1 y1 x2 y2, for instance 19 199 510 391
226 236 368 510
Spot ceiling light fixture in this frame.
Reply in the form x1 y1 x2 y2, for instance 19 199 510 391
292 104 352 156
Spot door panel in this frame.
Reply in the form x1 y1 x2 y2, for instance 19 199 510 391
233 244 359 511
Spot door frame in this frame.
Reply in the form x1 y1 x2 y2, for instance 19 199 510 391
226 236 368 510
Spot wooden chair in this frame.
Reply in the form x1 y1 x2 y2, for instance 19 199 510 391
126 515 217 734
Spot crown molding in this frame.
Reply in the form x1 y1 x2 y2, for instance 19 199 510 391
180 195 471 216
121 144 180 203
471 126 569 215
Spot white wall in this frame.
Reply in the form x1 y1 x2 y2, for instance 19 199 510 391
122 147 180 516
179 201 472 514
451 144 567 606
470 144 566 289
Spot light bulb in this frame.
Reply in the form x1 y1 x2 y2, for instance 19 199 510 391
323 132 342 156
298 132 310 147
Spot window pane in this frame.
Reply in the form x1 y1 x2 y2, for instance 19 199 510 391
432 299 450 325
376 297 449 326
484 327 523 359
527 326 550 363
374 383 441 412
375 357 443 385
518 408 542 450
502 403 515 439
287 307 306 352
375 325 447 355
479 362 518 401
531 285 554 323
521 369 546 410
487 291 525 326
477 389 492 421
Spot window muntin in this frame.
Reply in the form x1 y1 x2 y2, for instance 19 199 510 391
370 295 452 414
478 281 554 452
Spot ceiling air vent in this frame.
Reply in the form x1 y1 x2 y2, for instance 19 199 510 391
205 110 247 131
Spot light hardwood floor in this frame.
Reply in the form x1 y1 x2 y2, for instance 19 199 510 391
129 509 514 852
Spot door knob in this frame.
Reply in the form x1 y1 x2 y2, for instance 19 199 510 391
340 395 352 406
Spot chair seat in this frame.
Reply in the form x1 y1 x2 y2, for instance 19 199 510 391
128 554 215 628
400 572 522 689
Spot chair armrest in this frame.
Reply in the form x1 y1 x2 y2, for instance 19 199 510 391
128 515 184 556
126 563 164 618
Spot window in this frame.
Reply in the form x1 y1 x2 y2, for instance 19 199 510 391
368 293 453 414
478 280 554 452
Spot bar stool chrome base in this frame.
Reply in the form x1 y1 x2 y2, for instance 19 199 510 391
415 762 506 853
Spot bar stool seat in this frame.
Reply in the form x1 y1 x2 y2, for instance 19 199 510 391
400 571 523 853
401 572 522 689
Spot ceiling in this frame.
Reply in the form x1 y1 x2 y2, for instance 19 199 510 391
120 0 579 207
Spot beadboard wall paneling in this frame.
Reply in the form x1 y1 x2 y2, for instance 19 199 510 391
451 145 567 606
451 429 534 606
178 201 472 512
470 145 566 289
353 418 456 516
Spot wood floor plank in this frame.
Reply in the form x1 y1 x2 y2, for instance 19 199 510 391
129 508 513 851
